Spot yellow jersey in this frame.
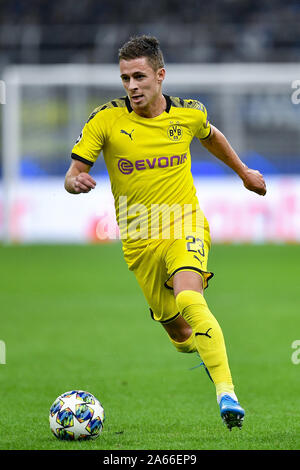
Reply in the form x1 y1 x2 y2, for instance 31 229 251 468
71 95 211 248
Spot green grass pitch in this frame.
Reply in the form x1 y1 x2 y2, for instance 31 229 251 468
0 243 299 450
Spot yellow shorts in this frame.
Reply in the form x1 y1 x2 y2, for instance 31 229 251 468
123 224 214 323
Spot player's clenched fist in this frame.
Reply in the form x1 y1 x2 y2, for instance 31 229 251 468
242 168 267 196
73 173 97 193
64 160 97 194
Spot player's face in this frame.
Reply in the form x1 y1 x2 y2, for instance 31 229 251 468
120 57 165 113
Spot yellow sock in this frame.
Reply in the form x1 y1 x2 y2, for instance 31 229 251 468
176 290 234 395
169 333 197 353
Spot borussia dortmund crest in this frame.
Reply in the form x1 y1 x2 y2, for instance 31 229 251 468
167 122 183 141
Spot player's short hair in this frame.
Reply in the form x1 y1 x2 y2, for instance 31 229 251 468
118 35 165 71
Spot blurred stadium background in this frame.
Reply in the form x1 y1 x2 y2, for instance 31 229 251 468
0 0 300 243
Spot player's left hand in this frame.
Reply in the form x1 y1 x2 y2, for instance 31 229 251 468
242 168 267 196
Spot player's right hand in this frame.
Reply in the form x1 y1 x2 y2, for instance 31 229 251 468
73 172 97 193
242 168 266 196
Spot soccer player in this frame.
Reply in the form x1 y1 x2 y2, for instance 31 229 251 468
64 35 266 430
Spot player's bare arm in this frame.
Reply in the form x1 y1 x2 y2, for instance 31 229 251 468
64 159 96 194
201 125 267 196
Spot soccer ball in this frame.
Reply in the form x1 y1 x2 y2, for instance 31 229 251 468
49 390 105 440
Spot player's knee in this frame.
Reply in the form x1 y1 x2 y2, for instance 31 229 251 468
164 320 196 353
169 332 197 354
168 327 192 343
162 315 193 342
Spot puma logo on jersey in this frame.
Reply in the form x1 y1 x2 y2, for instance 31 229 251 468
120 129 134 140
193 255 203 266
195 328 212 338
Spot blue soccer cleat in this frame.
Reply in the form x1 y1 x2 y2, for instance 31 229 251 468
219 395 245 431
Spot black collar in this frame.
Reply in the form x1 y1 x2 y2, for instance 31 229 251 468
164 94 172 113
125 94 171 114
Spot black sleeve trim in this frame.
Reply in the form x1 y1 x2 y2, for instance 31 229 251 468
71 153 94 166
199 127 212 141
